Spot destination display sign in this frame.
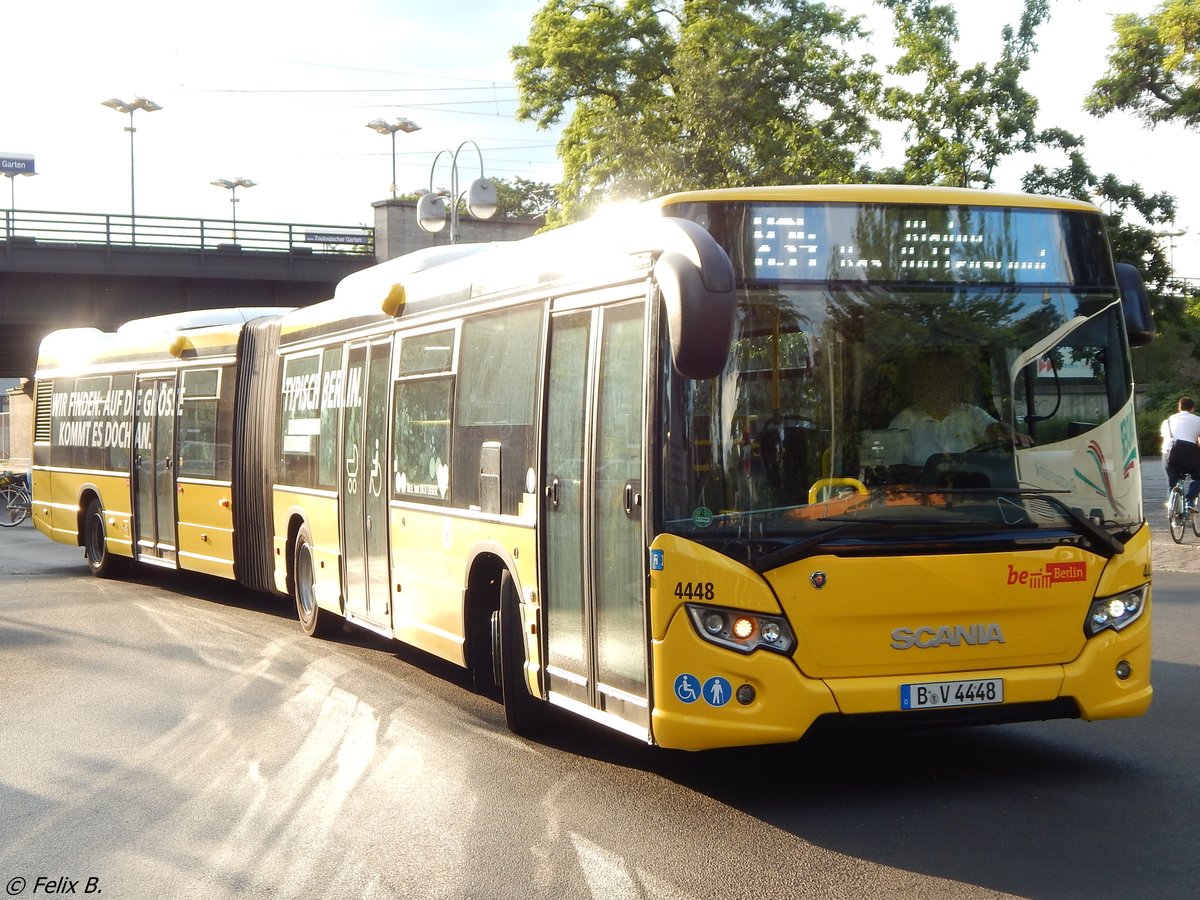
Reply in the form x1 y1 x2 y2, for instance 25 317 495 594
665 199 1111 288
746 202 1081 284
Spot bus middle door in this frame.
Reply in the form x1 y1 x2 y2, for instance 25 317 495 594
133 373 178 566
341 340 392 633
543 298 649 738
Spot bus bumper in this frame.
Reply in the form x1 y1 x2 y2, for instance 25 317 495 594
650 603 1151 751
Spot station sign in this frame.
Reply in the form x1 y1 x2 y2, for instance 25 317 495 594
0 153 35 175
304 232 369 245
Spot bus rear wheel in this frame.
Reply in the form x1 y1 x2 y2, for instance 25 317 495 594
293 524 341 638
83 498 126 579
491 569 546 736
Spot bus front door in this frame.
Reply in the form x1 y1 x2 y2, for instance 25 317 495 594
342 340 392 633
544 300 649 736
133 374 178 566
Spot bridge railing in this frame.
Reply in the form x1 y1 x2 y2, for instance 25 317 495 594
1 208 374 255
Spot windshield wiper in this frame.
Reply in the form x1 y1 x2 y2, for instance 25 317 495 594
746 525 853 572
891 487 1126 558
1014 490 1127 558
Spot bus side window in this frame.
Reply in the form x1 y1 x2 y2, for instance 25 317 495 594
317 346 343 489
453 305 542 516
179 368 220 478
392 377 453 505
279 353 321 489
1015 309 1129 444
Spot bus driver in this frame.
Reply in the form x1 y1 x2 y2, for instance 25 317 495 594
889 354 1028 466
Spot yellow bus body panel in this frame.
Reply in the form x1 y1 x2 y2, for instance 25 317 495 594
272 489 342 608
391 507 474 665
650 183 1102 214
390 506 537 669
271 490 539 676
175 480 235 578
651 607 840 750
648 528 1151 751
32 468 134 558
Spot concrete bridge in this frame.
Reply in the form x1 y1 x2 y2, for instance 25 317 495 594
0 199 540 379
0 209 375 378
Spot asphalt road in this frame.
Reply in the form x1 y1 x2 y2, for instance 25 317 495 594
1 484 1197 899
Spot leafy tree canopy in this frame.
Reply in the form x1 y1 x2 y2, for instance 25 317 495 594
511 0 883 224
492 177 560 221
873 0 1049 188
1086 0 1200 129
1022 127 1177 290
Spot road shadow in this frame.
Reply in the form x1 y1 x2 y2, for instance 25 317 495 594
510 661 1196 899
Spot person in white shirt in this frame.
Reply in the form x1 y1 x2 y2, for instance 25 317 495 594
1160 396 1200 510
890 401 1003 465
888 354 1029 466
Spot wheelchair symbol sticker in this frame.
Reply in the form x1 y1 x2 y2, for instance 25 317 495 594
675 674 733 707
674 673 701 704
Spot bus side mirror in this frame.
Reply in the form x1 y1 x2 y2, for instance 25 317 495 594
654 219 736 380
1116 262 1154 347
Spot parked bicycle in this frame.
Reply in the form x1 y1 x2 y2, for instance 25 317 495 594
0 471 31 527
1166 473 1200 544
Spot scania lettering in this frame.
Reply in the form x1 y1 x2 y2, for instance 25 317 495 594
891 624 1007 650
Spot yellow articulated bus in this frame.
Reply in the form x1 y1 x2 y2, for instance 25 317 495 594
31 308 292 584
32 185 1155 750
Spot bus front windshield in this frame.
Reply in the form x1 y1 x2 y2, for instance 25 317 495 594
659 282 1139 554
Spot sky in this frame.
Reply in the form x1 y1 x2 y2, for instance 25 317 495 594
2 0 1196 275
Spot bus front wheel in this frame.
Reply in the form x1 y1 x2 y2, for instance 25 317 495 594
491 569 546 736
293 524 341 638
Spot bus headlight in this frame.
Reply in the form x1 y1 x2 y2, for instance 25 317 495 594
1086 585 1147 636
685 604 795 655
702 611 725 635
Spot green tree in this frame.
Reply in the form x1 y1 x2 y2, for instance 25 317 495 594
1021 126 1200 455
1086 0 1200 129
873 0 1049 187
1021 127 1176 290
511 0 882 224
492 177 560 221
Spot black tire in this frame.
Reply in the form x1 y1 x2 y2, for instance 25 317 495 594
493 569 546 736
293 524 341 638
468 578 501 698
1169 487 1187 544
83 498 127 578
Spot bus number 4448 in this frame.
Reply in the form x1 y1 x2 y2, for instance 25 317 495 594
674 581 715 601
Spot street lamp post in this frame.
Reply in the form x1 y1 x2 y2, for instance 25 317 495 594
211 177 256 244
4 170 36 211
415 140 497 244
366 117 421 199
1156 229 1187 273
101 96 162 244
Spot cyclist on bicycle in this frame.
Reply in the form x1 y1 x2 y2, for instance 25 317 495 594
1161 396 1200 513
